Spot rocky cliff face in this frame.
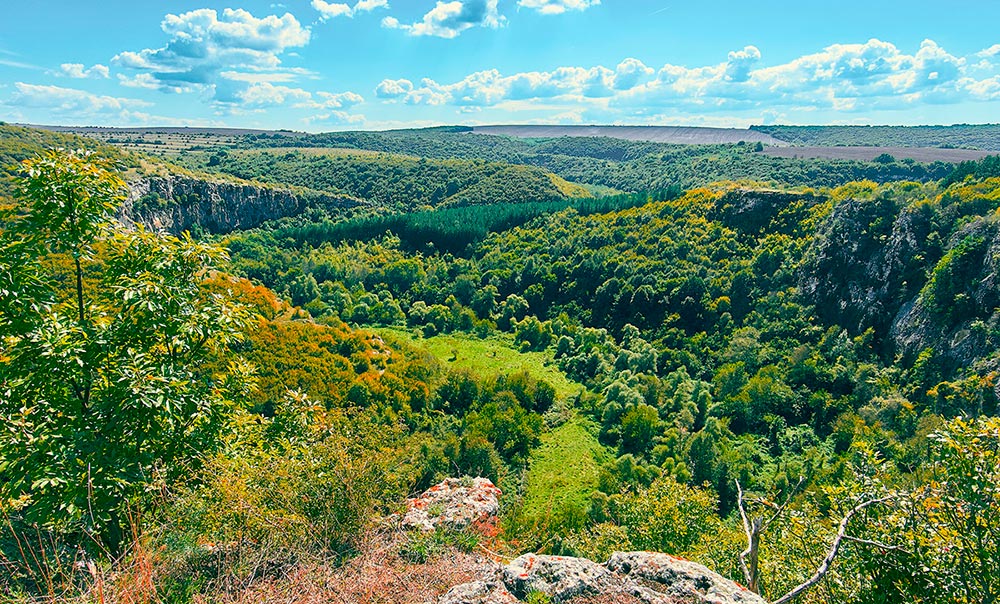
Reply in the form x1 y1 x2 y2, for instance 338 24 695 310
800 195 1000 372
121 175 358 235
891 216 1000 371
715 188 822 235
799 196 929 341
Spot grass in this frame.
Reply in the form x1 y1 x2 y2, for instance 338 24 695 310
520 419 610 521
375 328 583 401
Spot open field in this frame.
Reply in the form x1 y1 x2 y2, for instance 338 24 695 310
520 418 610 521
753 124 1000 151
760 145 993 163
472 125 787 145
18 124 302 155
374 328 584 400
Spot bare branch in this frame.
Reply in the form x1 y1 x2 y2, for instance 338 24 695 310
735 479 754 588
841 534 911 555
772 496 895 604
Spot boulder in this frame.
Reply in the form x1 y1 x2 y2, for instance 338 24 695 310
503 554 626 601
400 477 502 532
441 552 765 604
608 552 765 604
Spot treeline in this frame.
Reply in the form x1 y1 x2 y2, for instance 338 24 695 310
273 188 681 254
753 124 1000 150
943 153 1000 185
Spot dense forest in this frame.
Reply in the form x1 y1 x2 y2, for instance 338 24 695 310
1 125 999 604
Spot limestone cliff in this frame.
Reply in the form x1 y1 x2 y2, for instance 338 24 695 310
121 175 358 235
800 193 1000 373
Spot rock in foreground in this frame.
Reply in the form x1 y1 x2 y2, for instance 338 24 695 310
441 552 765 604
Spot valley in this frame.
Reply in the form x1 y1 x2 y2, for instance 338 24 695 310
1 122 999 604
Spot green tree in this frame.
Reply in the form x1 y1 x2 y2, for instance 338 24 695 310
0 150 252 547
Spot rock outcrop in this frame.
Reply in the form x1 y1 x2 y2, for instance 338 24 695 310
121 175 357 235
399 477 502 532
441 552 765 604
401 478 763 604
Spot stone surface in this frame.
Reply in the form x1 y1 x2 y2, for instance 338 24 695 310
608 552 766 604
438 580 520 604
441 552 766 604
400 477 502 532
503 554 625 601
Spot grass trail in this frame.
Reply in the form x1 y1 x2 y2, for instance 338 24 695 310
520 418 610 520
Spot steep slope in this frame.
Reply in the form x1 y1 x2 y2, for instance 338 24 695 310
123 174 357 235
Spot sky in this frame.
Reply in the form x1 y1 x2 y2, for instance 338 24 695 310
1 0 999 131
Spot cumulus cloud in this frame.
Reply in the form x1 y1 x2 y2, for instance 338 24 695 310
112 8 309 97
215 82 365 123
517 0 599 15
299 90 365 109
312 0 388 20
381 38 1000 117
384 58 653 106
58 63 110 79
375 78 414 98
238 82 313 107
6 82 150 115
382 0 504 38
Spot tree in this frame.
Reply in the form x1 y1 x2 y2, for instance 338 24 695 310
0 150 252 547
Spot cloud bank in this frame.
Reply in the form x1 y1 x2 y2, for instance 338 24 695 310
375 39 1000 120
312 0 389 21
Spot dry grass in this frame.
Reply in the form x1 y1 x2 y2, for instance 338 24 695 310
199 529 496 604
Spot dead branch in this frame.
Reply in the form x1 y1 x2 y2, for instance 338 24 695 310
736 477 805 594
771 495 895 604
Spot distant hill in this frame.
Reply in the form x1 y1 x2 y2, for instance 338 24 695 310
753 124 1000 151
472 124 786 146
760 145 993 163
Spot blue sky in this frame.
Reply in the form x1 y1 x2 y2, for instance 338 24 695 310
1 0 998 130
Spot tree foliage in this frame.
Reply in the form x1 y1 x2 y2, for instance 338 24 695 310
0 150 252 546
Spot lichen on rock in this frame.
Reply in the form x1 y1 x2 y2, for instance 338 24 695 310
398 477 502 532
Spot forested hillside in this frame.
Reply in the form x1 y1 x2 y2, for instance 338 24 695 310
2 128 999 604
178 148 592 210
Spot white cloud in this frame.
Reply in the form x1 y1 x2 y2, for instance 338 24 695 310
292 90 365 110
214 82 365 121
303 110 366 125
58 63 110 79
239 82 313 107
375 78 414 98
5 82 150 115
517 0 599 15
112 8 310 98
312 0 388 20
382 0 504 38
383 38 1000 118
977 44 1000 58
